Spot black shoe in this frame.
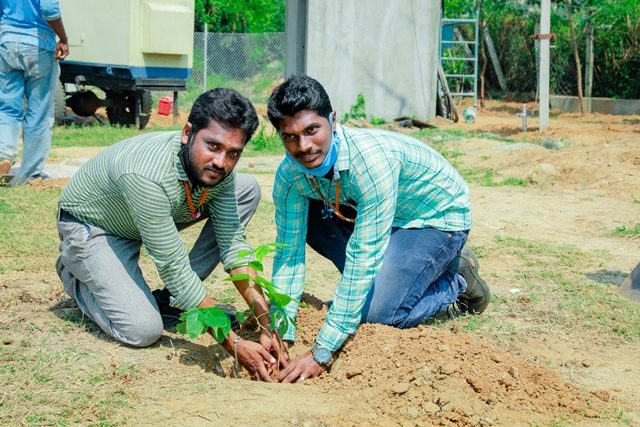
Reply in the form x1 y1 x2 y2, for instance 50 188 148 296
152 288 240 330
456 248 490 315
152 288 184 329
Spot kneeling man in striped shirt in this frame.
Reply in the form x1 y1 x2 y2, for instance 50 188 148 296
56 89 287 381
267 75 491 383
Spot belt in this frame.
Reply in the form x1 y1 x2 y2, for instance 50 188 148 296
57 208 80 223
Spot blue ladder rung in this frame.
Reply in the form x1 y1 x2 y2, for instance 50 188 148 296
441 57 475 61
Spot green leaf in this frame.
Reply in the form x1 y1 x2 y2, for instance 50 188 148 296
270 308 283 333
288 316 299 330
277 317 288 337
176 321 187 334
254 245 272 262
236 249 254 259
201 307 230 328
248 260 264 272
186 311 206 339
235 311 246 324
210 325 230 343
270 291 292 308
253 275 275 292
225 273 251 282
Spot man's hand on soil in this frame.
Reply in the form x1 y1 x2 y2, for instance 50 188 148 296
235 339 277 382
277 350 326 383
259 331 290 369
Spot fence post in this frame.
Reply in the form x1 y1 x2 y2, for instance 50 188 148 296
539 0 551 131
585 23 594 98
203 23 208 92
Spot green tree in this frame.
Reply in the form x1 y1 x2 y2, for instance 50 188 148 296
195 0 285 33
444 0 640 99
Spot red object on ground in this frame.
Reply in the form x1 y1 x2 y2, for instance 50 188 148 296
157 96 173 116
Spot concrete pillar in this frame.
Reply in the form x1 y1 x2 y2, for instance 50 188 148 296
302 0 440 120
539 0 551 131
285 0 308 77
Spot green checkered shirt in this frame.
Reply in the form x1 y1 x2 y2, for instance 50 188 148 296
272 125 471 351
59 131 252 310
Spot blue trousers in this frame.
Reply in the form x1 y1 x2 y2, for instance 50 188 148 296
0 41 58 184
306 199 468 328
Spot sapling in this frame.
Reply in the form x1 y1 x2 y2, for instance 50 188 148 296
176 243 297 374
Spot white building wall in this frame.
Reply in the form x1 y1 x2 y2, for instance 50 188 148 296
296 0 440 120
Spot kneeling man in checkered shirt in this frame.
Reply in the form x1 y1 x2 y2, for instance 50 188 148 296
267 74 491 383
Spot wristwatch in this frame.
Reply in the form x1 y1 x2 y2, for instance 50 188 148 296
311 344 334 367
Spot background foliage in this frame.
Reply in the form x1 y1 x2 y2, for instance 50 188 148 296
445 0 640 99
193 0 637 99
194 0 285 32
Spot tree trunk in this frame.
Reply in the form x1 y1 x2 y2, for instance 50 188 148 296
566 0 584 115
483 28 507 91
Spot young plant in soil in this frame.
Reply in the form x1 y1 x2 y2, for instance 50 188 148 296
176 243 297 370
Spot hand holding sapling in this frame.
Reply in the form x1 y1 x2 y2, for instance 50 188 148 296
177 243 297 380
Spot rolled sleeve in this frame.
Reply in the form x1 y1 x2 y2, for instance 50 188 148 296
271 166 309 341
316 158 400 351
40 0 62 21
207 173 253 271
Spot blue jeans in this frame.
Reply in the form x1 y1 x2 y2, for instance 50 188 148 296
306 199 468 328
0 41 58 184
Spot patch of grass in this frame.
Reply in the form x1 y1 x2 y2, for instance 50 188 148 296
342 93 367 122
611 223 640 238
460 168 527 187
490 236 640 340
614 408 634 425
415 127 521 144
460 315 490 332
61 309 87 326
0 185 61 275
245 125 283 155
52 125 159 148
0 341 133 426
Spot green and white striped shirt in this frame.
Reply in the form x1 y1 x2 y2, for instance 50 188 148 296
272 124 471 351
59 131 251 310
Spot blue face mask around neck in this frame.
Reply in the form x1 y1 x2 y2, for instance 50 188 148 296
285 114 340 177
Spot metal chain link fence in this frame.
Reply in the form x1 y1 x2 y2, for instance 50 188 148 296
190 31 286 106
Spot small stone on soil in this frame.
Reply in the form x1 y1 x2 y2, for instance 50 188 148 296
391 382 411 395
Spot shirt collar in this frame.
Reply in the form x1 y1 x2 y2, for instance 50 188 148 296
173 133 190 182
335 124 351 172
282 124 352 176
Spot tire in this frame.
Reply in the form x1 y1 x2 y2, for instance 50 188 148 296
138 89 151 129
106 90 152 129
54 79 66 125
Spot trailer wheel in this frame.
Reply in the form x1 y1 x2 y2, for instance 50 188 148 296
106 90 152 129
54 79 66 125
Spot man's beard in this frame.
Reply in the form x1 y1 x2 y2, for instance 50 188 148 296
178 142 227 188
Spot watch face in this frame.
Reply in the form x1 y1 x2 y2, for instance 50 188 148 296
313 346 332 364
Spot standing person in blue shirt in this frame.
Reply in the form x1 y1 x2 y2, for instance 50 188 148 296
267 74 491 383
0 0 69 185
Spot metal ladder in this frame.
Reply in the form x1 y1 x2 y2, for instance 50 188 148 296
440 10 480 105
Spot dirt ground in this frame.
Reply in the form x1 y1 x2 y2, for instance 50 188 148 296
2 101 639 426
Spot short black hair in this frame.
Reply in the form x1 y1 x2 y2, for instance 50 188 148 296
188 88 259 144
267 74 333 130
